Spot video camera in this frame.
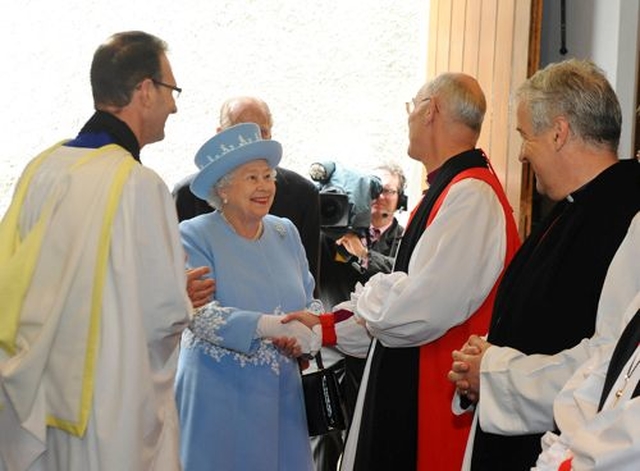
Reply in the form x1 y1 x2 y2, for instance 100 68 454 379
309 161 383 240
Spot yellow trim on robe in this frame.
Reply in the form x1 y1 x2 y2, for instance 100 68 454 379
46 148 135 436
0 143 135 437
0 141 68 354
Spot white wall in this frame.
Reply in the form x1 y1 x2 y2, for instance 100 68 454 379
0 0 428 216
540 0 640 158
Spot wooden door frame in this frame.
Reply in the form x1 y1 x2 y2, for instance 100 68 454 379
518 0 544 239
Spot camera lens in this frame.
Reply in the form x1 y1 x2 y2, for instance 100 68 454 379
319 193 349 227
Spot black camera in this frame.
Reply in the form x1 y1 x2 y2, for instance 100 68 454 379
309 161 383 239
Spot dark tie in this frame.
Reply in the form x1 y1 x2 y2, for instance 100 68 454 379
369 227 381 243
597 308 640 411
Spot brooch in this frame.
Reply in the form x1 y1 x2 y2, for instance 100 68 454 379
274 222 287 238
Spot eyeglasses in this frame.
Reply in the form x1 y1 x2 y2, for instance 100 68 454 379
381 188 399 196
405 96 431 115
152 78 182 99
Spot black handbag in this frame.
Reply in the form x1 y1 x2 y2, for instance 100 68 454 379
301 351 346 436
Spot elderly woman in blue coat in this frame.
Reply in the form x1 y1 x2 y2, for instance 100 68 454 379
175 123 320 471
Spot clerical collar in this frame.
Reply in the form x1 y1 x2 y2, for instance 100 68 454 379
66 110 141 161
565 179 592 204
425 149 485 188
564 161 625 204
426 167 440 187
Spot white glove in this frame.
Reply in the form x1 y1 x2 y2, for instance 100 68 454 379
256 315 321 355
532 432 571 471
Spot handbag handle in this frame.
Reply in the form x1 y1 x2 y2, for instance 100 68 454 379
313 350 325 370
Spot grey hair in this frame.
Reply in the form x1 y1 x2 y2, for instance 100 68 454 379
205 165 278 209
374 162 407 192
425 73 486 133
516 59 621 152
219 96 273 130
206 173 234 210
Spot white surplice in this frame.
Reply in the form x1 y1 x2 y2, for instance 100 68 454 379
533 292 640 470
0 144 191 471
340 178 508 470
457 212 640 470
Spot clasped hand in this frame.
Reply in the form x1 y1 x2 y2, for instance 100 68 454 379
447 335 492 404
257 313 321 359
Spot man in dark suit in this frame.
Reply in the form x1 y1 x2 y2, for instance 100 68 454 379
172 96 321 285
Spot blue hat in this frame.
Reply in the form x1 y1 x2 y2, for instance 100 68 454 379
190 123 282 200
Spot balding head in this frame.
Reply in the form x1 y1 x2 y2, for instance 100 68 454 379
218 96 273 139
408 73 486 169
421 72 486 134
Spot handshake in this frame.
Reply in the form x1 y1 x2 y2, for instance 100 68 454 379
257 313 322 358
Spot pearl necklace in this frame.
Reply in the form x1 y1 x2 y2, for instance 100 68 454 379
613 351 640 407
219 211 263 240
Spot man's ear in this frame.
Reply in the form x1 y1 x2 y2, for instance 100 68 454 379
421 98 436 125
552 115 571 151
134 78 154 109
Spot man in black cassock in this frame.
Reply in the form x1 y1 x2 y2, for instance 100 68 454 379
449 59 640 470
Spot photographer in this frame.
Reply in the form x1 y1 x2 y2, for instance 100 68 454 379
313 162 406 471
318 163 406 309
334 163 406 280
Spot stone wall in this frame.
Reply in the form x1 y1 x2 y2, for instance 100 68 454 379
0 0 426 215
